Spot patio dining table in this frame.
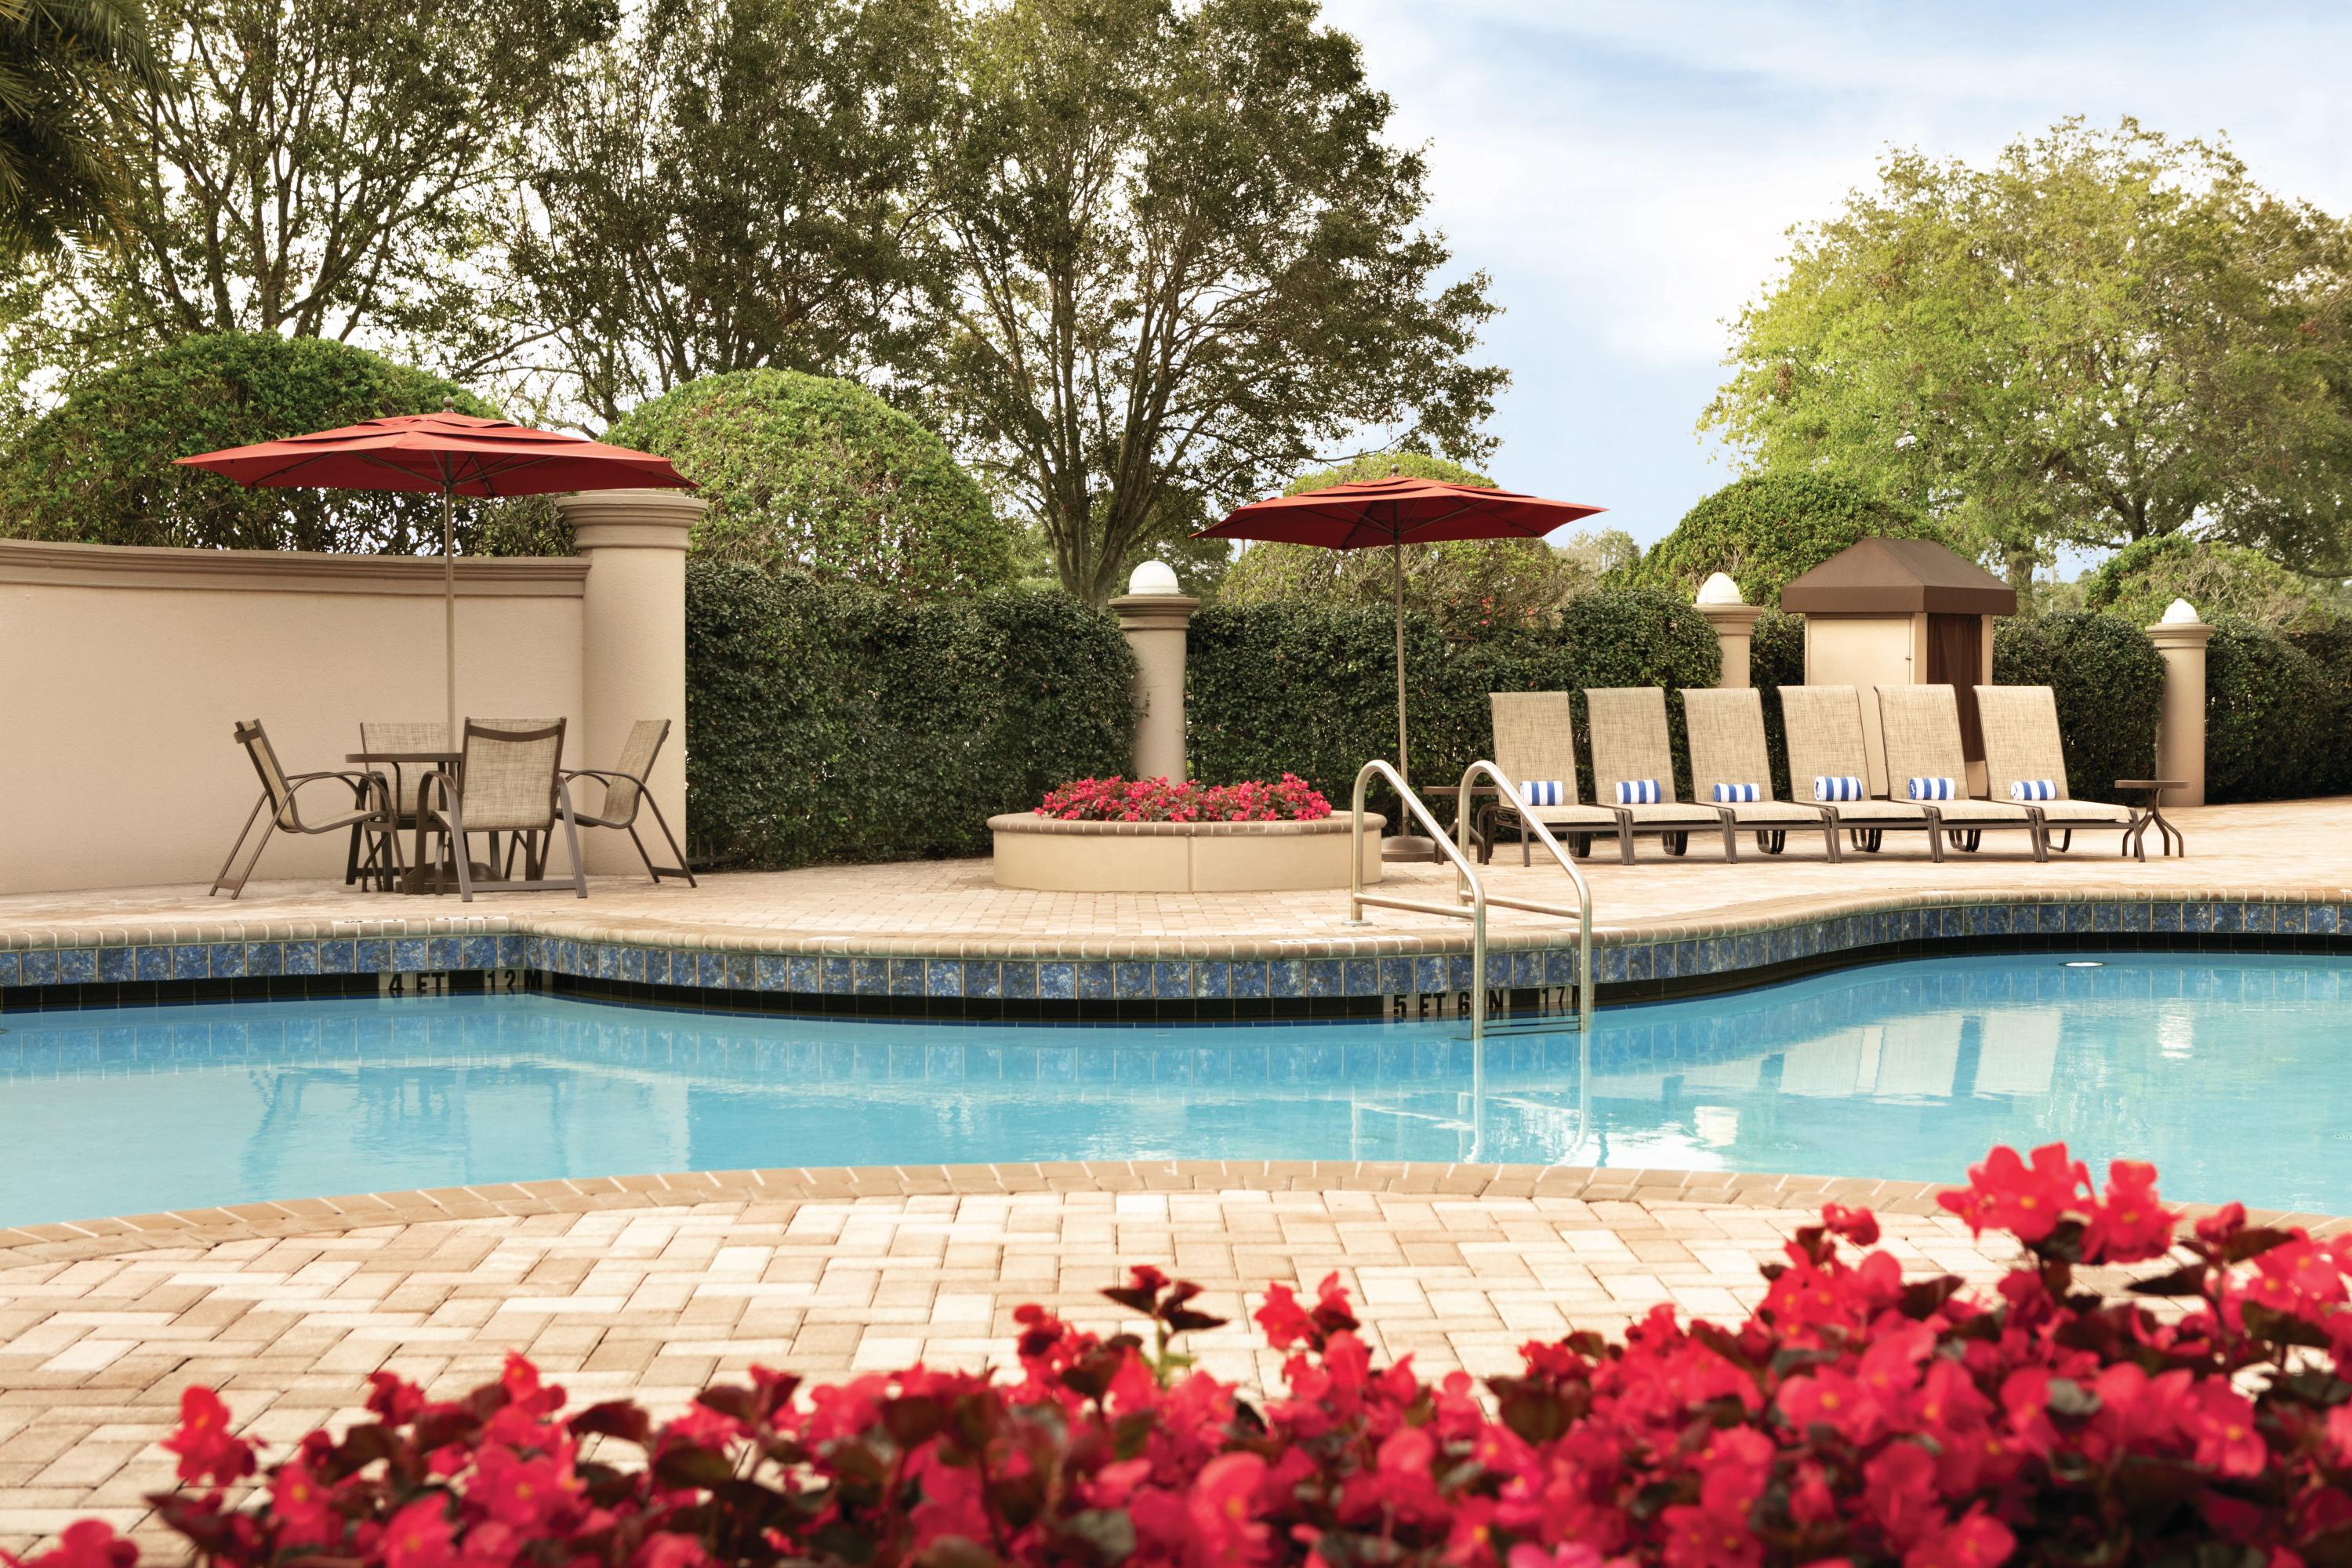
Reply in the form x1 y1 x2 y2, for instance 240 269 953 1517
345 747 465 895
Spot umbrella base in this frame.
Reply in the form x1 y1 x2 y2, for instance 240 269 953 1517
1381 833 1443 864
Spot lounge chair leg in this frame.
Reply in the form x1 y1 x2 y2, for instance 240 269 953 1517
1617 820 1635 864
2052 829 2071 854
210 793 272 898
554 781 589 898
1822 822 1841 864
638 794 698 886
1719 816 1737 863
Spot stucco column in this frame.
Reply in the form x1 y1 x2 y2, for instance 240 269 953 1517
2147 601 2213 808
1109 562 1200 782
1693 573 1765 688
557 488 704 873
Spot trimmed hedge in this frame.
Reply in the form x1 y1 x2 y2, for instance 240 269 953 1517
1628 471 1946 604
1186 586 1719 812
2205 617 2341 804
1748 606 1806 798
2288 621 2352 797
684 563 1134 867
1989 612 2163 804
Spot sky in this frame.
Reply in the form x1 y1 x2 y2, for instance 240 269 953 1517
1320 0 2352 549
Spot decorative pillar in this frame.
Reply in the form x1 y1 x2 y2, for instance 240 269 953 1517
2147 599 2213 808
1693 572 1765 688
557 488 705 874
1109 561 1200 782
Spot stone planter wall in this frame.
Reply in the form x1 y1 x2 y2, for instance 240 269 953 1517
988 813 1385 894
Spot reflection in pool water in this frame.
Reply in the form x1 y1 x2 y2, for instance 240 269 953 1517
2 951 2347 1225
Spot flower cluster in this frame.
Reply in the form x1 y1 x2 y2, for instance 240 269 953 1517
1035 774 1331 822
27 1142 2352 1568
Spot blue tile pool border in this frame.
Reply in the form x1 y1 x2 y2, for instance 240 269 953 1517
3 897 2350 1018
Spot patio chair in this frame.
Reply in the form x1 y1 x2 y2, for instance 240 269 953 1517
1477 691 1621 863
1680 687 1839 861
561 719 696 885
1582 686 1737 862
1778 686 1945 862
1875 684 2048 861
419 719 587 900
352 720 448 887
1975 685 2142 856
212 720 397 899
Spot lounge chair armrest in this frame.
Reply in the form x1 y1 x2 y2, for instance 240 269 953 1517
559 768 647 786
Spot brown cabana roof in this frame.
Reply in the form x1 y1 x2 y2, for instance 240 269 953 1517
1777 536 2017 616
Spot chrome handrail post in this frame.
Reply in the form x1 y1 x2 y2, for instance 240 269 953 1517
1348 757 1486 1040
1455 761 1597 1036
1348 763 1372 924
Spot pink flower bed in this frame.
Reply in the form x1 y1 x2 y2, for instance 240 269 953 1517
20 1142 2352 1568
1035 774 1332 823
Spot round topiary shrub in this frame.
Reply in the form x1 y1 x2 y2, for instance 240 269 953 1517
1634 471 1947 605
607 369 1015 596
2205 617 2336 804
2081 531 2338 632
0 331 509 554
1989 612 2163 803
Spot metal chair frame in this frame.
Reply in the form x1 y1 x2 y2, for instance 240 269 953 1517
212 720 399 899
561 719 696 886
419 720 588 901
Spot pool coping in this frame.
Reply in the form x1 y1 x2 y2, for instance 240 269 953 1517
3 887 2347 1014
4 1160 2336 1274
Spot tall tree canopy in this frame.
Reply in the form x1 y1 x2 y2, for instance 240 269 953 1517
510 0 951 425
1704 118 2352 583
918 0 1504 604
0 0 157 263
1630 471 1944 605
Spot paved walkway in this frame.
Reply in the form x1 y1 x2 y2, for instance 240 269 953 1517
0 1165 2060 1557
2 800 2346 960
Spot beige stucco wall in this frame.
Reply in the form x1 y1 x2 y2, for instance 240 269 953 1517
0 539 588 895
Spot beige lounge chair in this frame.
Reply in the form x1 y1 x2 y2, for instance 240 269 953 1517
562 718 697 884
1479 691 1621 863
1975 685 2140 856
1875 684 2047 861
1584 687 1737 862
1779 686 1944 862
1681 688 1839 860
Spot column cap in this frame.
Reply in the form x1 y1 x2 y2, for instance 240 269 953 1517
2146 619 2214 649
1694 601 1766 632
1110 593 1200 631
556 488 705 551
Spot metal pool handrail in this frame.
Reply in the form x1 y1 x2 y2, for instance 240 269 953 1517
1455 762 1595 1036
1348 759 1488 1041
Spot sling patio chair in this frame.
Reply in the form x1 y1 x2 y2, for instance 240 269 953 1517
1680 687 1839 861
1778 685 1945 862
561 718 697 885
353 720 448 888
1475 691 1623 863
1875 684 2048 862
419 718 588 900
1583 686 1738 862
1975 684 2147 857
212 720 398 899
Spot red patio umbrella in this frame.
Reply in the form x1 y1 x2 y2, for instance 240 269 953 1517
176 411 694 739
1197 475 1605 806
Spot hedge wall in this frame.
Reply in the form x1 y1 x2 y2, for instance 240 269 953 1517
1186 586 1719 813
2205 618 2343 804
1989 612 2163 804
2287 622 2352 797
1749 607 1806 799
684 563 1134 868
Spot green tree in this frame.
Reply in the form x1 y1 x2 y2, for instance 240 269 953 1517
510 0 951 425
607 368 1019 594
918 0 1504 604
2081 532 2350 633
0 0 157 262
1704 118 2352 583
1631 471 1944 605
0 329 538 552
1218 452 1613 633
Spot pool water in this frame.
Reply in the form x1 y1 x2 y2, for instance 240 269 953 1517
3 951 2348 1226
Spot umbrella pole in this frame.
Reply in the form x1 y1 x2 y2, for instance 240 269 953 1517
1392 532 1407 783
442 488 456 743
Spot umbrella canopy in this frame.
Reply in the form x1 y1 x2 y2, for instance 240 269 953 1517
177 411 695 739
1197 476 1606 810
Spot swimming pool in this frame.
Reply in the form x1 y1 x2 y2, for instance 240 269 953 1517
3 951 2347 1226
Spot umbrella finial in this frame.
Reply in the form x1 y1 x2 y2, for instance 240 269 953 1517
441 396 455 413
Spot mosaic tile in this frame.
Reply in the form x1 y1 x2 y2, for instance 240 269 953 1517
1074 961 1113 1000
2212 903 2243 934
1378 957 1414 996
2120 903 2151 933
1003 961 1038 1000
2090 903 2120 933
18 949 56 985
890 959 924 996
498 935 527 967
1229 961 1269 999
133 946 171 982
754 955 789 992
390 937 427 973
1115 960 1152 1000
1411 956 1447 995
56 948 96 985
1036 962 1074 1000
319 940 356 975
427 937 460 970
1343 958 1380 996
96 947 132 983
852 957 888 996
1306 959 1343 998
461 936 498 971
209 943 246 978
643 949 673 986
2275 905 2307 935
171 945 209 980
788 956 822 992
619 946 647 983
695 952 728 989
964 960 1002 999
1446 954 1474 993
0 950 16 987
593 943 621 981
1268 960 1305 998
241 942 282 978
1193 961 1229 999
2314 906 2342 934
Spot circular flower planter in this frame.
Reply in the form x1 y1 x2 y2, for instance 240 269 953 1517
988 813 1386 893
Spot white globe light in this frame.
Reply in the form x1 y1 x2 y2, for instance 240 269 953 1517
2160 597 2201 624
1127 559 1181 595
1695 571 1745 605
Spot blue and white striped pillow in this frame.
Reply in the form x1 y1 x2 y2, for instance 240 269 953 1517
1813 775 1864 802
1908 776 1956 801
2009 779 2057 801
1712 782 1760 803
1517 779 1564 807
1614 779 1660 805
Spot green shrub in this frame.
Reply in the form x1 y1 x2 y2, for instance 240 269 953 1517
1749 607 1806 798
2082 532 2341 632
609 369 1016 595
1186 586 1718 815
1989 612 2163 804
2205 618 2338 804
2286 622 2352 795
0 331 546 554
1629 471 1946 604
684 562 1134 867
